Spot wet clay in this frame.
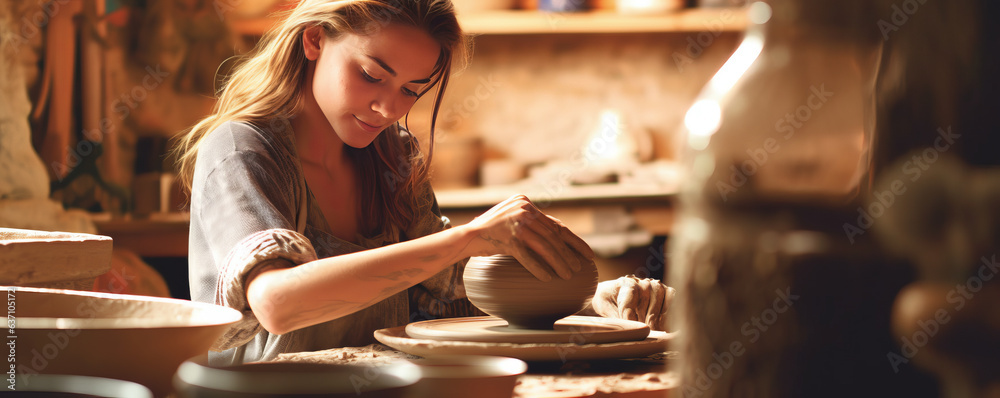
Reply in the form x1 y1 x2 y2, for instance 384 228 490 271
464 255 598 330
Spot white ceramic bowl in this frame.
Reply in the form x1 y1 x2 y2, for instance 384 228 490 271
409 355 527 398
174 356 420 398
9 286 242 397
9 374 154 397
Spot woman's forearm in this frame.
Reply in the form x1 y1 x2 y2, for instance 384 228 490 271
247 224 482 335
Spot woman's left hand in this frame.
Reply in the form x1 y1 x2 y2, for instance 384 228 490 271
591 276 675 331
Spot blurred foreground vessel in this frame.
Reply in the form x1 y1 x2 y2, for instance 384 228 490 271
667 0 1000 396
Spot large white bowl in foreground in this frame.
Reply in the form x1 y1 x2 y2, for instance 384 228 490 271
8 286 242 397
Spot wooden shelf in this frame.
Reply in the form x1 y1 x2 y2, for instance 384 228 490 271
436 183 678 236
95 214 190 258
459 8 747 35
435 182 677 209
229 7 747 36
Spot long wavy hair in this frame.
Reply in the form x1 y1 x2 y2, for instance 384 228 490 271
172 0 466 236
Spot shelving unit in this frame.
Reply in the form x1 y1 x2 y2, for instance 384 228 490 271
459 8 748 35
229 7 748 36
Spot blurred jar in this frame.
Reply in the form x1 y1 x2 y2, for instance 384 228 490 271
668 1 937 396
681 1 881 207
616 0 685 13
431 134 483 189
538 0 587 12
517 0 539 10
697 0 748 7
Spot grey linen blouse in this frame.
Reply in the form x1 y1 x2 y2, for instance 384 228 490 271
188 120 479 365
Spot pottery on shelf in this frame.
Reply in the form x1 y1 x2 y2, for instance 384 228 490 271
463 254 598 330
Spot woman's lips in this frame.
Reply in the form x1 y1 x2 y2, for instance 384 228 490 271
355 116 382 133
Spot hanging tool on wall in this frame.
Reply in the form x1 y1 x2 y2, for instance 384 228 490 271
32 0 129 214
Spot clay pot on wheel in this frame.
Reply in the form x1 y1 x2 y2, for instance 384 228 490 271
464 255 598 330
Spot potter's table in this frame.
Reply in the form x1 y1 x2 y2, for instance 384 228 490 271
269 344 678 397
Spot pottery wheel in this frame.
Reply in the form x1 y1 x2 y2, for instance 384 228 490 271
374 326 673 362
404 316 649 345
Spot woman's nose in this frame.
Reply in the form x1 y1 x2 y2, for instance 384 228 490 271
370 93 400 120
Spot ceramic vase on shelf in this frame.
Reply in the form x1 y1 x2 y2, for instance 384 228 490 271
538 0 587 12
697 0 747 7
616 0 685 14
668 0 939 396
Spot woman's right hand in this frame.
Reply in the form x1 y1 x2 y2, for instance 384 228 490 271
463 194 596 282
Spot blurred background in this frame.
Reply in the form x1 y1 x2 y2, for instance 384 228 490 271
3 0 999 395
0 0 743 298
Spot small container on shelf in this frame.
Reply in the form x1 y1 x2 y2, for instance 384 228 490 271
517 0 539 9
616 0 686 13
589 0 617 10
697 0 747 7
430 133 483 189
538 0 588 12
479 159 527 187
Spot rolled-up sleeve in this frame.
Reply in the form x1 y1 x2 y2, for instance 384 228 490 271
188 122 314 350
213 229 317 350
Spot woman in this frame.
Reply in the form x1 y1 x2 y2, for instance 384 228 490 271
173 0 673 365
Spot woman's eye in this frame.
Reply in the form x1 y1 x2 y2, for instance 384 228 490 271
361 70 380 83
402 87 419 98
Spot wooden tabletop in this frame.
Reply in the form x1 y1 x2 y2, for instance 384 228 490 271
270 344 678 397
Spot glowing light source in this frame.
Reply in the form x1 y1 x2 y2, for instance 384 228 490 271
682 17 765 152
684 99 722 150
706 34 764 97
748 2 772 25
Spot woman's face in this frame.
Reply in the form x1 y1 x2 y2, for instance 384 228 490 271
305 23 440 148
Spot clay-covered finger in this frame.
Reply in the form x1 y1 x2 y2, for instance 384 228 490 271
510 245 555 282
547 215 596 260
546 216 591 272
526 215 584 273
645 282 664 328
660 286 676 330
591 281 618 318
480 194 523 218
616 277 639 321
635 278 651 323
516 220 575 280
662 286 676 317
